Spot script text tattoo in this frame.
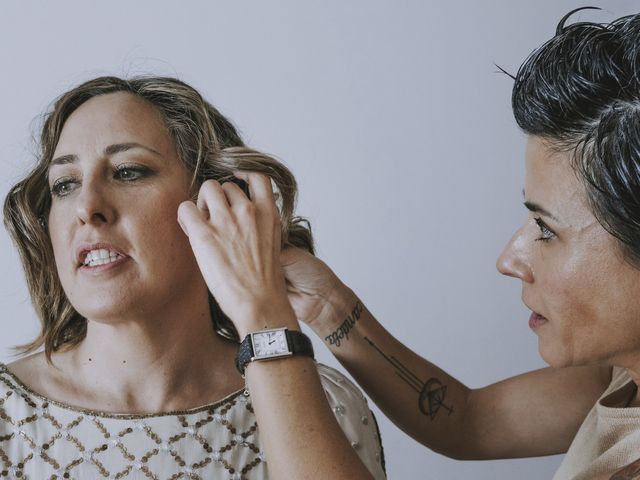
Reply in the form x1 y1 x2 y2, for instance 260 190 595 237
325 300 364 347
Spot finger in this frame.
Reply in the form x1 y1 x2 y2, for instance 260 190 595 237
229 177 251 199
196 179 233 225
177 200 209 238
235 171 282 255
221 182 258 230
234 171 280 235
221 181 252 208
233 171 276 210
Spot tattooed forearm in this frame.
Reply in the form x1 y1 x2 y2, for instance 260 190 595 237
364 336 453 420
610 458 640 480
324 300 364 347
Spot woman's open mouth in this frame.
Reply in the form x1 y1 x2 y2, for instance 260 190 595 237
77 246 131 275
528 312 548 330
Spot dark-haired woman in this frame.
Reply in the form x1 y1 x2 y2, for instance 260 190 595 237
279 9 640 480
1 78 385 479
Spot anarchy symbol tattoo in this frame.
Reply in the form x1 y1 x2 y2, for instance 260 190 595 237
418 378 452 419
364 337 453 420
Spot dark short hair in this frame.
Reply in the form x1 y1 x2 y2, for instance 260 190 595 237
512 7 640 266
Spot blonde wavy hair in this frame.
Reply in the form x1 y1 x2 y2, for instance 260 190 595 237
3 75 314 359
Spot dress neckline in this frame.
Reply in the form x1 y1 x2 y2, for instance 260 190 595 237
0 362 247 420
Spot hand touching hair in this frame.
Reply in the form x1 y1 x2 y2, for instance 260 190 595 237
3 75 314 358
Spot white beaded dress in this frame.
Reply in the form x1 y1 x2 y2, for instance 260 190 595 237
0 362 386 480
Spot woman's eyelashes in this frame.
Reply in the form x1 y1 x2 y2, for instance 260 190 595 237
113 163 152 181
50 164 154 198
534 217 556 242
50 176 78 197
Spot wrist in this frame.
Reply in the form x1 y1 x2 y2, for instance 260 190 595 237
311 284 359 333
235 299 301 339
314 289 366 349
236 327 315 375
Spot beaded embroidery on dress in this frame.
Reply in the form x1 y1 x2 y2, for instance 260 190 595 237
0 362 386 480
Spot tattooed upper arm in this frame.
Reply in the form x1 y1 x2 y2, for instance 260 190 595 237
364 336 454 420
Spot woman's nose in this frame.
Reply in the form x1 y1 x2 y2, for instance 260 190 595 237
75 183 116 226
496 227 534 283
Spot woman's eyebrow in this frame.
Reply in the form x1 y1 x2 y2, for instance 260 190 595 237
524 200 561 223
104 142 163 158
522 189 561 223
50 142 163 167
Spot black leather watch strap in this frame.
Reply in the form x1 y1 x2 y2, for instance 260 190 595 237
235 329 314 375
285 329 314 357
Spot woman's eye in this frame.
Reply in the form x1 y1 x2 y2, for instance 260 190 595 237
114 165 149 181
50 166 150 197
50 178 77 197
534 217 555 242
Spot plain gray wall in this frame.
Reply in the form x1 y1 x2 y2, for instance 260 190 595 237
1 2 638 478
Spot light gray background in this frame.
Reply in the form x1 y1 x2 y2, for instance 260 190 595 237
1 1 638 478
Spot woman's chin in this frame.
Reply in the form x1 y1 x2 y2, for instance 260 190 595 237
538 339 573 369
73 301 136 325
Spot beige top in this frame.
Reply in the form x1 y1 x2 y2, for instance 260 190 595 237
553 366 640 479
0 362 386 480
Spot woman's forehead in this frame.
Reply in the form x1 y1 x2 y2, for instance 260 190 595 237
53 92 175 159
524 136 594 230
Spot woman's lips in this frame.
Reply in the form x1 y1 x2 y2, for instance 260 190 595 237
78 255 131 276
529 312 548 330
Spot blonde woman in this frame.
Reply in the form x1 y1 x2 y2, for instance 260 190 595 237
1 76 385 479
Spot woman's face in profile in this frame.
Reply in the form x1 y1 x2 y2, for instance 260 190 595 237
497 136 640 370
47 92 206 323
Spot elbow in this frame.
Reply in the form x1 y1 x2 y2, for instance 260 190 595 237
414 386 480 460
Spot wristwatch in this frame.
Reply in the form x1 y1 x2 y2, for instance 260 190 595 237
235 327 314 375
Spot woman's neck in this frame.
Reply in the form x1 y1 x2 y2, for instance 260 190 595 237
52 295 244 414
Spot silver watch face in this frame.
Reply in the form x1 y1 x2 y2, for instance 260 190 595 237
252 329 289 358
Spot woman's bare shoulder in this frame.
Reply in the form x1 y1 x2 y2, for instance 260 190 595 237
6 351 47 374
4 352 64 394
